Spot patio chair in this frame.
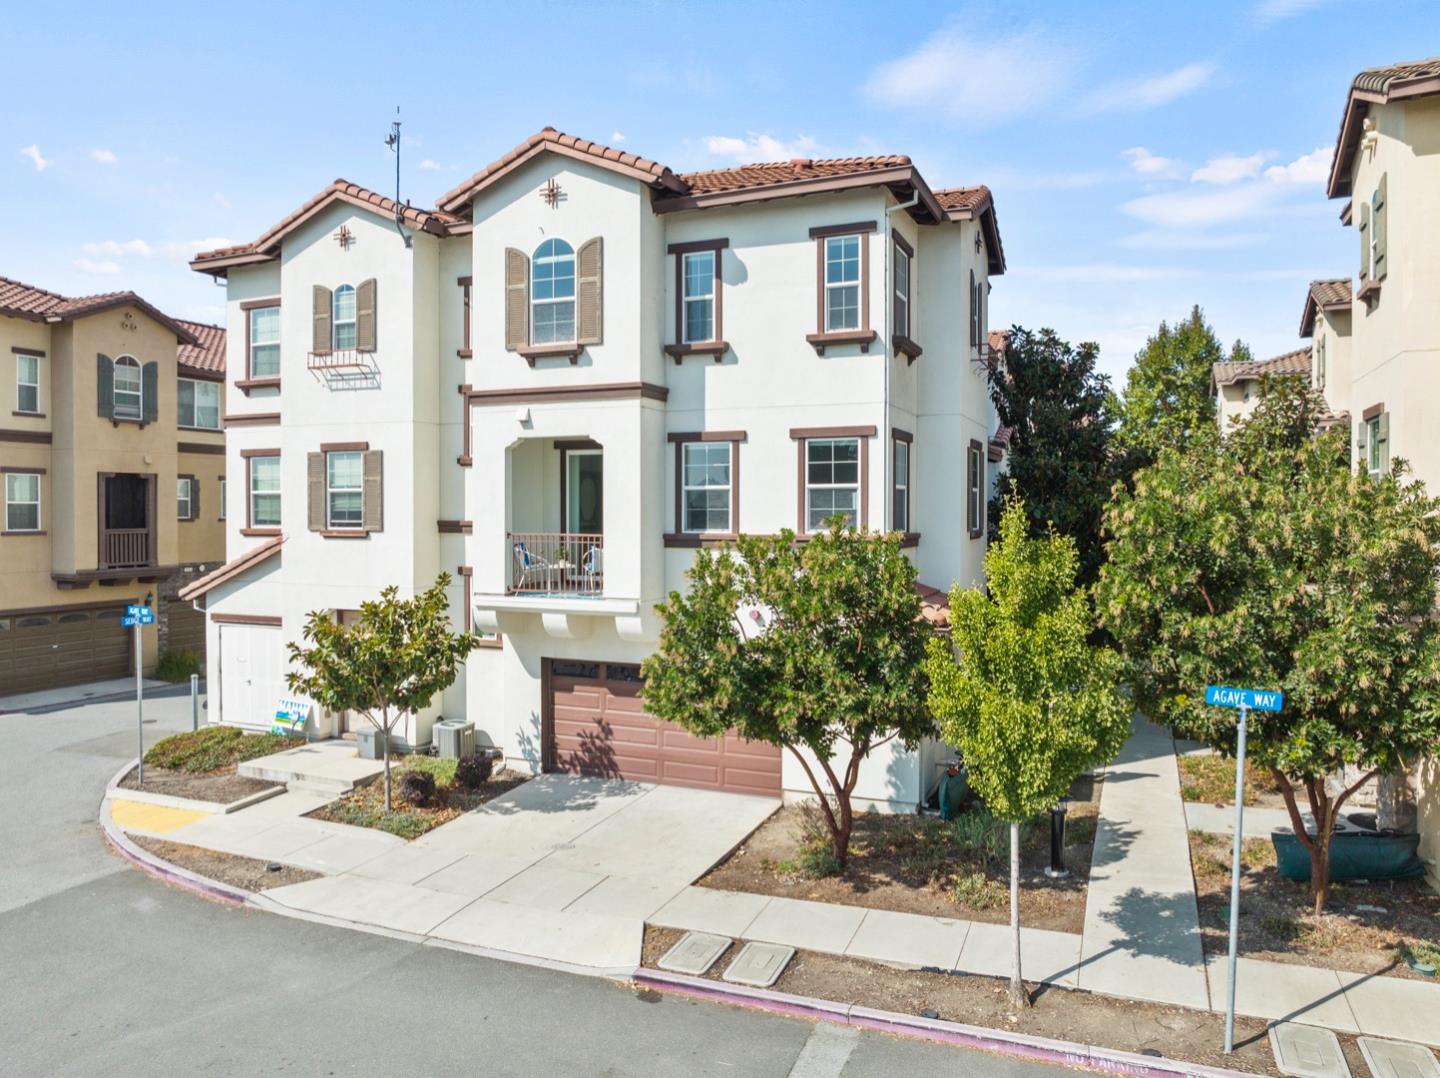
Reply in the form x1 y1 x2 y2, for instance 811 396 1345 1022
580 544 603 593
512 541 554 592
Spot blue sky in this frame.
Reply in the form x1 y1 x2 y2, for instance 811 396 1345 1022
5 0 1437 383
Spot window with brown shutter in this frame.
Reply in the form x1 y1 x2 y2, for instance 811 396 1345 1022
967 439 984 538
576 237 603 345
306 452 325 531
311 444 382 537
363 450 383 532
313 285 333 355
356 278 377 353
457 276 472 358
504 248 529 351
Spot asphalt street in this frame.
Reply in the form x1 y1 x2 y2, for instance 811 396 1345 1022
0 688 1076 1077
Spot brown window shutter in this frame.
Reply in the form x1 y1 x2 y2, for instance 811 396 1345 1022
97 354 114 417
1373 174 1387 280
504 248 529 351
1358 202 1370 281
362 450 384 533
313 285 333 354
307 452 325 531
356 278 377 352
191 478 200 521
576 237 603 345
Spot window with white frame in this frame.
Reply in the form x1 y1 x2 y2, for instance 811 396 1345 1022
681 442 732 533
806 438 860 530
219 476 226 521
1316 337 1326 389
893 243 911 340
4 473 40 532
16 354 40 414
326 450 363 529
113 356 142 420
967 441 984 538
249 455 280 527
682 250 716 343
332 285 357 351
249 305 280 376
177 477 194 520
893 439 910 533
824 235 861 331
1366 416 1383 477
177 378 220 429
531 239 576 344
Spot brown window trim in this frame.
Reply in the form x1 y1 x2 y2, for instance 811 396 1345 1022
516 343 582 366
790 425 874 536
457 384 473 466
891 429 912 535
177 424 222 435
664 341 729 363
319 529 369 539
900 533 920 549
1362 401 1385 422
893 336 922 363
10 346 45 357
239 527 281 538
0 428 51 444
1356 279 1382 304
809 221 878 239
2 465 44 535
668 238 728 362
438 519 474 534
218 473 226 522
178 473 197 522
178 440 225 455
891 233 920 362
224 412 281 428
240 297 281 391
211 612 282 626
457 276 473 358
242 448 280 534
810 223 873 352
668 430 745 539
967 438 985 540
11 411 45 419
320 441 369 452
0 465 46 473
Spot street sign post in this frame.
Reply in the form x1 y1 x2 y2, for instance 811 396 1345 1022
125 605 155 783
1204 684 1283 1054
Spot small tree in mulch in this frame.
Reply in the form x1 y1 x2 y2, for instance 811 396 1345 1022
286 574 480 811
642 522 935 869
926 502 1130 1005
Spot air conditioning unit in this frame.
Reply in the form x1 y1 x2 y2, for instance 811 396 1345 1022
435 720 476 760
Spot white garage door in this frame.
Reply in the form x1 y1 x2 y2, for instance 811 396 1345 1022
218 622 284 729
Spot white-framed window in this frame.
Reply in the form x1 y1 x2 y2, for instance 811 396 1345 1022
249 455 280 527
249 305 280 376
4 472 40 532
531 239 576 344
681 250 716 343
177 477 194 520
16 354 40 414
113 355 142 420
219 477 226 521
824 235 861 332
1366 416 1383 478
681 441 732 533
893 243 910 340
326 450 363 529
333 285 357 351
806 437 860 531
893 439 910 533
177 378 220 429
967 441 984 538
1316 337 1326 389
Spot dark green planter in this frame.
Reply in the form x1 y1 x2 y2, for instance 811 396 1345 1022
1271 830 1425 882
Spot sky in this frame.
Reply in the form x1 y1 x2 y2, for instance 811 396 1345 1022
4 0 1437 386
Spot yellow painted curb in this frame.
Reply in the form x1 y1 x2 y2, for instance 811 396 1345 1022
110 799 211 833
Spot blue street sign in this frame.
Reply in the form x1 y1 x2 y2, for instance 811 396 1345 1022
127 604 144 616
1205 686 1284 712
122 616 137 627
123 612 155 628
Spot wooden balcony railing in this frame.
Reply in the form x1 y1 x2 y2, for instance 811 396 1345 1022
509 532 603 596
102 528 152 569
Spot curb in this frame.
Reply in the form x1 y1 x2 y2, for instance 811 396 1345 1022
106 782 284 816
631 969 1260 1078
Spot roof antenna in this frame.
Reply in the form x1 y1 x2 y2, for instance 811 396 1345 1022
384 107 413 248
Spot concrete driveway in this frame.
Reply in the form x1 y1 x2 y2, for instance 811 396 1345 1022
258 774 780 970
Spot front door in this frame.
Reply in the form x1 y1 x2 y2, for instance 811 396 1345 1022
565 450 603 534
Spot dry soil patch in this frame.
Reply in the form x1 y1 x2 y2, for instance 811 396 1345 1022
120 764 278 805
130 836 321 891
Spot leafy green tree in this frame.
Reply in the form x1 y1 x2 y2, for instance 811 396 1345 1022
286 574 480 811
1097 377 1440 912
925 503 1129 1003
987 326 1122 586
642 523 934 867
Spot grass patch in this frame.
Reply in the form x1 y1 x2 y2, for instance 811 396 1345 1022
153 649 202 683
950 870 1006 910
144 727 290 773
1177 754 1284 806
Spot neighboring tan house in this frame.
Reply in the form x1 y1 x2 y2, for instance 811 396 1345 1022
180 127 1007 812
1211 346 1312 430
0 276 226 694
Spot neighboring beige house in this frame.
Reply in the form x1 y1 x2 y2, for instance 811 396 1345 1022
0 276 226 693
1211 346 1312 430
180 127 1008 812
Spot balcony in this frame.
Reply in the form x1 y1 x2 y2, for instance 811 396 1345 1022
102 528 152 569
509 532 603 597
307 348 378 389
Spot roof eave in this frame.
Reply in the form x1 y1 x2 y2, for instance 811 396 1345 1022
652 165 922 215
438 140 682 216
189 251 273 278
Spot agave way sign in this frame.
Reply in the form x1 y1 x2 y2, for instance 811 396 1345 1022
1204 685 1284 713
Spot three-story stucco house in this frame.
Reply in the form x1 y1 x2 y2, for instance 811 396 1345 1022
182 129 1007 812
0 276 226 693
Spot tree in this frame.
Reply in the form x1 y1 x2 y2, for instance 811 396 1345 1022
641 523 934 867
986 326 1122 586
286 574 480 811
1097 377 1440 912
925 503 1130 1004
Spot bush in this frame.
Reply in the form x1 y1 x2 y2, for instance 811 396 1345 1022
399 769 438 807
454 753 494 789
144 727 287 772
399 755 457 786
951 809 1011 869
777 841 843 880
950 870 1006 910
154 649 201 683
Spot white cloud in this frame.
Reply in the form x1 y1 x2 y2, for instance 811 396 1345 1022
611 131 626 144
83 239 154 257
90 148 117 164
1081 61 1215 113
1191 152 1266 184
417 159 441 171
1122 147 1183 178
1115 229 1267 251
1264 145 1331 185
1121 184 1279 228
864 26 1080 123
703 133 819 161
19 144 49 171
74 258 121 275
79 237 234 263
1250 0 1328 26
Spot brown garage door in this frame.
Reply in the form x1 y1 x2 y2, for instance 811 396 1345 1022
0 604 131 695
165 600 206 659
546 659 782 796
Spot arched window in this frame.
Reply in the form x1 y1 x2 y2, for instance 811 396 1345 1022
333 284 357 350
113 355 142 419
531 239 575 344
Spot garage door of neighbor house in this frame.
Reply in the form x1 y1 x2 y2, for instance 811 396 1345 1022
165 600 206 659
0 604 131 695
545 659 782 796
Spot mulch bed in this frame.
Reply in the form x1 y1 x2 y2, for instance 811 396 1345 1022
698 776 1099 934
119 764 278 805
130 836 321 891
1177 753 1290 809
640 926 1343 1077
306 765 531 840
1189 830 1440 981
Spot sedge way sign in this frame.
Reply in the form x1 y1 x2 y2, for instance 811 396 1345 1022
1204 685 1283 712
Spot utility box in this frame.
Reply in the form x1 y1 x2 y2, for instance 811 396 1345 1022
435 720 476 760
356 729 389 761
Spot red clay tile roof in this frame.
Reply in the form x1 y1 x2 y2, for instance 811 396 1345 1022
1329 57 1440 198
1299 278 1352 337
178 534 285 601
1212 346 1311 388
175 319 226 376
677 155 913 195
0 274 197 345
915 582 951 629
934 186 992 214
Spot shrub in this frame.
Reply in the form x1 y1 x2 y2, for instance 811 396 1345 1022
399 769 438 807
951 809 1011 869
153 649 201 683
950 871 1006 910
776 841 843 880
400 755 457 786
454 753 494 789
144 727 287 772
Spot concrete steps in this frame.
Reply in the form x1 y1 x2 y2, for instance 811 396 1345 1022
237 741 385 798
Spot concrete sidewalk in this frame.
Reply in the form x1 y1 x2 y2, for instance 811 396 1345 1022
0 677 171 715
